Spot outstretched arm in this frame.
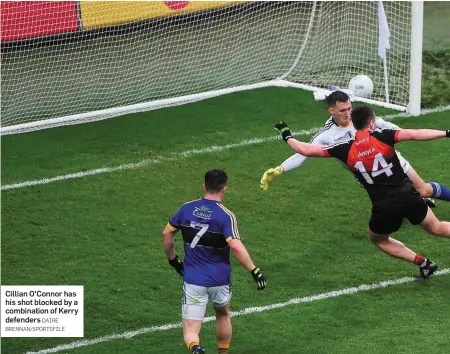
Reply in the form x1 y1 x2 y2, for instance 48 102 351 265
275 121 327 157
396 129 449 142
260 135 322 190
280 130 328 169
281 153 309 172
261 121 331 190
286 138 327 157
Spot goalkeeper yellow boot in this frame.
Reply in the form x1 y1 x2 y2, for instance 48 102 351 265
260 166 284 191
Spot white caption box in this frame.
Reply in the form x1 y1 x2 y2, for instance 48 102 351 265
1 285 84 337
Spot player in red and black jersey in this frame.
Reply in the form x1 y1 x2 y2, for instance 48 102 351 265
323 118 414 207
274 106 450 278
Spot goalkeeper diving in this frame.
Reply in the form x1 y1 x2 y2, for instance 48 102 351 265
260 91 450 205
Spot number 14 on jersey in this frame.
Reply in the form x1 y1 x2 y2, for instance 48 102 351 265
354 153 393 184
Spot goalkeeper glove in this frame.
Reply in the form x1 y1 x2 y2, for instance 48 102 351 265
275 121 292 142
260 165 284 191
168 255 184 277
250 267 267 290
446 130 450 138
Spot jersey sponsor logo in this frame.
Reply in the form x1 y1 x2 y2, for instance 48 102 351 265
357 147 375 158
192 205 213 219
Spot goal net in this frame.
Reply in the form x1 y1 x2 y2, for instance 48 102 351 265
1 1 417 135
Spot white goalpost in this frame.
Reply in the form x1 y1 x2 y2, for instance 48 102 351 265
0 1 423 135
408 1 424 116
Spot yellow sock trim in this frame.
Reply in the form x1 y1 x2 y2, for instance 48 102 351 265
218 343 230 353
188 340 200 351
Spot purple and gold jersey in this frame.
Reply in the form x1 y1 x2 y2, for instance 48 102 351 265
167 198 240 287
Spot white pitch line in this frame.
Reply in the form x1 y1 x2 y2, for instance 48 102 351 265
26 268 450 354
0 128 319 191
381 104 450 121
3 104 450 192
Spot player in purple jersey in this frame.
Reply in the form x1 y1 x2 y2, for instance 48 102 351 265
162 169 266 354
274 107 450 278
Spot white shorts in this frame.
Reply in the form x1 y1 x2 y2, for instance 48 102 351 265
396 150 412 174
182 282 232 320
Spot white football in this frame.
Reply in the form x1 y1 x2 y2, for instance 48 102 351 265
348 75 374 98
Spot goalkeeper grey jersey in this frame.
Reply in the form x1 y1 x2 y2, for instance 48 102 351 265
281 116 399 172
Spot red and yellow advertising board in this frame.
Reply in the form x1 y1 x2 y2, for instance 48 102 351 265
0 1 79 41
80 1 245 29
0 1 246 41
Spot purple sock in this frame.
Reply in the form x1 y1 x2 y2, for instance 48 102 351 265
430 182 450 202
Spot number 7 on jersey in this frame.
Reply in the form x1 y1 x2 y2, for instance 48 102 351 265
190 221 209 248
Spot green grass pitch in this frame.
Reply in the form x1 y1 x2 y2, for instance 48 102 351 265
2 87 450 354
